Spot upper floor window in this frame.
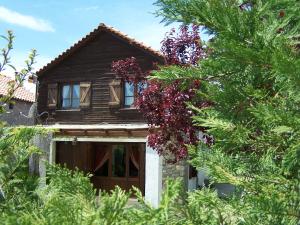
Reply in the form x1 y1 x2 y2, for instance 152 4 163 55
47 82 91 109
124 82 134 107
61 84 80 109
124 81 146 108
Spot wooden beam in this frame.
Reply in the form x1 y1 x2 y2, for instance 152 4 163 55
53 136 147 143
56 128 149 138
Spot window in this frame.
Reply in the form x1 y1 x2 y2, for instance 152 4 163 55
124 82 134 107
129 145 140 177
61 84 80 109
93 143 142 179
8 103 14 110
124 81 146 108
112 145 126 177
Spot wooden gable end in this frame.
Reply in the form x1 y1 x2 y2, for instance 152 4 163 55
37 29 162 124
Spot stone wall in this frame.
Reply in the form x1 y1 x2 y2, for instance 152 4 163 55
162 158 188 190
0 99 34 126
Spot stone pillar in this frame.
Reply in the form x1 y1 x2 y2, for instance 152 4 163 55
162 159 188 190
28 153 39 175
31 132 52 186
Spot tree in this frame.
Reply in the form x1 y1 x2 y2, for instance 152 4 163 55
2 2 300 223
0 30 41 203
112 25 211 161
161 25 205 65
0 31 36 117
153 0 300 223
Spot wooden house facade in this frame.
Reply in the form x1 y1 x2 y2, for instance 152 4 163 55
35 23 178 206
37 24 163 124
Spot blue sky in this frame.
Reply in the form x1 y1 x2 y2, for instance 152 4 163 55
0 0 181 72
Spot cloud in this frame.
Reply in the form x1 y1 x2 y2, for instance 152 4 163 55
0 6 55 32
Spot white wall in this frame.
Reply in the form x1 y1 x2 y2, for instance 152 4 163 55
144 144 162 207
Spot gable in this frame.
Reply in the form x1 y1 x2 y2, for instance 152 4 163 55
37 23 164 77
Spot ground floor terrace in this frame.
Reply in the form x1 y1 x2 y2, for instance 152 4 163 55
55 141 146 195
33 124 175 207
31 124 237 207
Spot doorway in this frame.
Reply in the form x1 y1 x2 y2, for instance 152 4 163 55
55 142 145 194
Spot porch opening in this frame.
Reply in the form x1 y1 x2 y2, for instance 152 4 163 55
55 141 145 195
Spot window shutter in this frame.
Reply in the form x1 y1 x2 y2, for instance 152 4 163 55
47 83 57 108
80 82 91 108
108 79 121 107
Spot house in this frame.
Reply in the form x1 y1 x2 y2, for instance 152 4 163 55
35 23 192 207
0 75 35 126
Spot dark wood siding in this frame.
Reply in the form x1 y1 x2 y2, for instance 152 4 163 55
56 142 93 172
37 31 162 124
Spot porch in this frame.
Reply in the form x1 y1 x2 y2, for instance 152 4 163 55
39 124 163 207
55 141 146 194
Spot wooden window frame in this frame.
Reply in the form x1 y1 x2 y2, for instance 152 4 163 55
123 81 145 108
60 83 80 109
55 141 146 195
124 82 135 108
93 143 143 179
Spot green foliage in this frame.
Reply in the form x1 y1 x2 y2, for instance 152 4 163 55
154 0 300 224
1 2 300 224
0 164 244 225
0 30 37 117
0 30 43 221
0 127 46 214
0 29 39 206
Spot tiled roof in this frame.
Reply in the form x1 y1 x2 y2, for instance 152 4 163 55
0 76 35 102
37 23 165 75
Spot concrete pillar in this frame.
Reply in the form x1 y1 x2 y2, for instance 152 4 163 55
31 133 52 186
144 144 162 207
